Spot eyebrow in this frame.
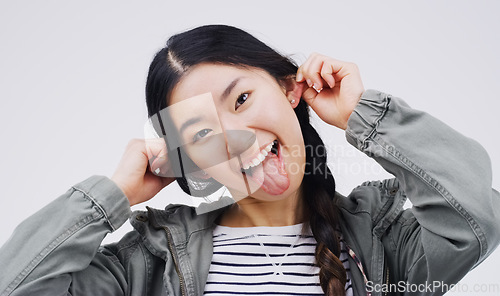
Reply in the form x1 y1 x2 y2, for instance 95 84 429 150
220 77 243 103
179 117 202 137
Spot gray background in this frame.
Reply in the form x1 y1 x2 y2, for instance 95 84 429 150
1 1 499 294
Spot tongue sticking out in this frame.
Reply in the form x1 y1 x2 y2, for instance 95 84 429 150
249 151 290 195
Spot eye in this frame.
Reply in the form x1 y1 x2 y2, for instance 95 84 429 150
192 128 212 143
235 93 249 110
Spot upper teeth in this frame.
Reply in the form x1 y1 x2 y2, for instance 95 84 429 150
242 142 274 170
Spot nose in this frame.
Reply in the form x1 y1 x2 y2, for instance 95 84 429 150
225 130 256 159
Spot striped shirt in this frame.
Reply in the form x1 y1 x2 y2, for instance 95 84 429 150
204 223 353 295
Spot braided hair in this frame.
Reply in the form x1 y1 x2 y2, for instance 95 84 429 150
145 24 346 295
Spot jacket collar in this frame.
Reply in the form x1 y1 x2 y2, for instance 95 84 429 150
130 203 229 250
129 181 406 296
130 203 232 295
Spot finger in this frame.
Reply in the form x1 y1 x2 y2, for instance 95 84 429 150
320 62 335 89
301 86 319 105
145 138 167 160
325 59 360 82
296 66 305 82
295 80 308 95
301 54 325 93
296 53 316 83
145 138 170 175
151 156 171 176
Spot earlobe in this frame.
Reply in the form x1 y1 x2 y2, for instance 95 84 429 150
283 78 304 109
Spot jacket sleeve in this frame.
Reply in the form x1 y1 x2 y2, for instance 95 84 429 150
0 176 132 296
345 90 500 292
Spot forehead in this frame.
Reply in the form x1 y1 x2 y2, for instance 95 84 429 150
169 63 270 105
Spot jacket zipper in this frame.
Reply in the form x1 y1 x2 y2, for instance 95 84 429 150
163 226 188 296
383 262 390 296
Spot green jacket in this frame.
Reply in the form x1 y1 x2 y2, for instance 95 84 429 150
1 90 499 296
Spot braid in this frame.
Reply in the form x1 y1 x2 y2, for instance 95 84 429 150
295 100 346 296
144 25 347 294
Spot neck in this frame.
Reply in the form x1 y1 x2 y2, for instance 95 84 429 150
219 189 305 227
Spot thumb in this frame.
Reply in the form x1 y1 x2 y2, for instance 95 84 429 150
301 85 320 105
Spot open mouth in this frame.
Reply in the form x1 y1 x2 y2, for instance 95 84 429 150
240 139 279 177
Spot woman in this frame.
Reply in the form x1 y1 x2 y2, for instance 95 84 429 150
0 24 498 296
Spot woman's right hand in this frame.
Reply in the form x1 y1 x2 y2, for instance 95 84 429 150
111 139 175 206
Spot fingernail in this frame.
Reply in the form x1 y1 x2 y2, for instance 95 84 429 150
306 79 312 87
296 72 303 81
327 78 334 88
312 84 323 93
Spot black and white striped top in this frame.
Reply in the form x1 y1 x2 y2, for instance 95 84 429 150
204 223 353 295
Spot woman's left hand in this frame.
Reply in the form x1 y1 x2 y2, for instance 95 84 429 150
296 53 364 130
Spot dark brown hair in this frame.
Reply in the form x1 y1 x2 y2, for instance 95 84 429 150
145 24 346 295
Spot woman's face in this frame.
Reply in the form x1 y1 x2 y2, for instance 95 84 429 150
168 63 305 202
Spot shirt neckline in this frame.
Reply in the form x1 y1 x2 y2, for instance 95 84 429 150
214 223 308 236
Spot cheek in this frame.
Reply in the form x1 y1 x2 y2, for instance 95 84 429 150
203 161 246 193
254 94 297 130
257 96 306 184
271 107 304 148
203 159 264 201
185 134 227 170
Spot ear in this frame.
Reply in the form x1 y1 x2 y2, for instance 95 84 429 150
281 76 305 109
